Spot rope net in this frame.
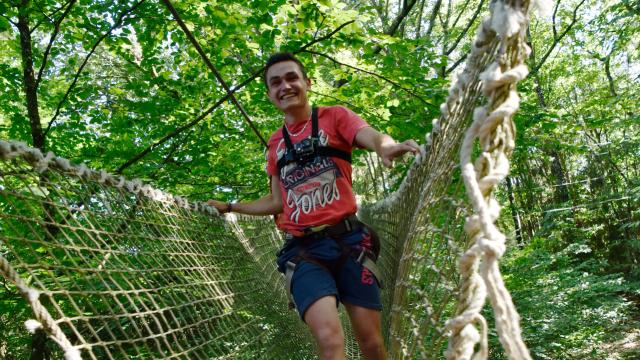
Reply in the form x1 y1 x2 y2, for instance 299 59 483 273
0 140 319 359
0 0 544 358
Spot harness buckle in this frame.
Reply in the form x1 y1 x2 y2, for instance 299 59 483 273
344 217 353 232
304 224 329 235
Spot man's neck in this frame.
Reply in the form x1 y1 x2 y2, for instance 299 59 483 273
283 104 312 125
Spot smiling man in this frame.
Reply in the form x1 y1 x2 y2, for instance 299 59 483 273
208 52 419 360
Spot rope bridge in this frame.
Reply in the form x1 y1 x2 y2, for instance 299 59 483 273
0 0 546 358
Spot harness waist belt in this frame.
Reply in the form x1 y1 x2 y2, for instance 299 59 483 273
286 214 361 243
282 215 383 310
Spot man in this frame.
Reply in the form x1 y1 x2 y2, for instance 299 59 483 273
208 52 419 360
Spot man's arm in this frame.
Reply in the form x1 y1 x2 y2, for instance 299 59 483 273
354 127 420 168
207 175 283 215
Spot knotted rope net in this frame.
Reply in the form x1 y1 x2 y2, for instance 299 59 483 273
0 0 545 358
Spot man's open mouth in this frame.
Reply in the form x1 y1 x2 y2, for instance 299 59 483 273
281 93 297 100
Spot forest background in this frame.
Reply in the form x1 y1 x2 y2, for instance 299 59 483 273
0 0 638 358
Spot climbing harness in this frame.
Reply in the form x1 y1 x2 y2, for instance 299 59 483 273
280 215 383 310
274 107 381 309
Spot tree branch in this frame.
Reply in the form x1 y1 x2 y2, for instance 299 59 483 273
29 0 72 33
624 1 640 15
424 0 442 39
304 49 437 109
43 0 146 138
371 0 419 55
415 0 426 38
121 56 180 99
551 0 560 40
312 13 326 40
588 47 618 97
445 53 467 74
385 0 419 36
309 89 369 117
445 0 485 55
297 20 355 53
449 0 471 30
0 12 18 27
532 0 587 74
116 94 228 174
161 0 267 148
36 0 77 88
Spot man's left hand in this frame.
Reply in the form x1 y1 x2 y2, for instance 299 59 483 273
378 139 420 168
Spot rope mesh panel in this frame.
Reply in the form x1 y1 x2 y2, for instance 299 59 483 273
0 0 542 358
0 149 314 358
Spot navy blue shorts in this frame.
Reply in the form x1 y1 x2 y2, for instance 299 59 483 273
276 227 382 321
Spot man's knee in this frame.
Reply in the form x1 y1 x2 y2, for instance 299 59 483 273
358 334 385 357
305 296 345 355
315 326 345 352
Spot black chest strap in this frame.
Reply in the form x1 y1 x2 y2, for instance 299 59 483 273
276 107 352 171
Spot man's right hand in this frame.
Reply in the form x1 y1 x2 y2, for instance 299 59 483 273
206 200 230 214
204 176 283 217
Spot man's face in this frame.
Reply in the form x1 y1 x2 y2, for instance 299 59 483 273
266 61 311 113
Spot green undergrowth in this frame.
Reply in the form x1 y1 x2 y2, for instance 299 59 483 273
486 240 640 359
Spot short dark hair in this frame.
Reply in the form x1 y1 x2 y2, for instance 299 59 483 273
263 52 308 88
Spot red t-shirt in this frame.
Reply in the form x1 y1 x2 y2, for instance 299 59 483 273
266 106 369 235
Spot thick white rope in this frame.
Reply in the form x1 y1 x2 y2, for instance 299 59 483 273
0 256 82 359
445 0 552 359
0 140 220 216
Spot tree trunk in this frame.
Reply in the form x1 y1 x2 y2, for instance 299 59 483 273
506 176 523 246
17 0 45 151
532 72 570 204
603 55 617 97
550 149 569 203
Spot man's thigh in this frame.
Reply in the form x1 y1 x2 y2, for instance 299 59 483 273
337 256 382 311
291 260 339 320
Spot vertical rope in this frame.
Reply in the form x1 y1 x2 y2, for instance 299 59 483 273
445 0 551 359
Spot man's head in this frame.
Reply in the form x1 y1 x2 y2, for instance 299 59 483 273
264 52 311 115
263 52 308 87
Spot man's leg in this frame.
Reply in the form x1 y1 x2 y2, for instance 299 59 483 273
344 303 386 360
304 296 345 360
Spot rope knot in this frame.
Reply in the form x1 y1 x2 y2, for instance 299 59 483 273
27 288 40 302
0 140 11 159
490 1 525 38
24 319 43 334
127 179 143 193
98 170 109 184
54 157 71 171
75 164 90 178
64 347 82 360
33 151 53 173
478 236 506 258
